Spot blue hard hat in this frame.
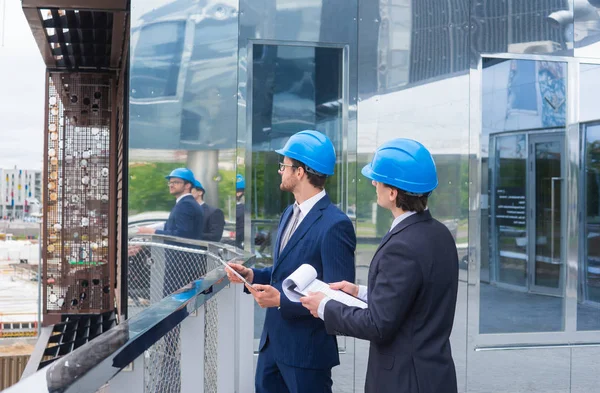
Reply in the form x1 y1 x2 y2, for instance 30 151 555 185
193 179 204 191
361 138 438 195
236 174 245 190
275 130 335 176
165 168 196 184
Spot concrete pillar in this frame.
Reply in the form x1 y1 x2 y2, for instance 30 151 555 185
187 150 219 207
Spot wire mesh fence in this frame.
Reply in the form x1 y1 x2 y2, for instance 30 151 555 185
127 238 224 393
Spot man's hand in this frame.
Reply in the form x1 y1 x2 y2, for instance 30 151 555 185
249 284 280 308
226 262 254 284
136 226 156 235
329 281 359 297
300 291 327 318
127 245 142 257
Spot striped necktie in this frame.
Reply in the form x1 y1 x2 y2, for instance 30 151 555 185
280 204 301 252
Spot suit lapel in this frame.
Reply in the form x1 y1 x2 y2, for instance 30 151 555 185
273 194 330 274
273 206 293 262
371 210 433 260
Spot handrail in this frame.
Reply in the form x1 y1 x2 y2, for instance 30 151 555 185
4 237 254 393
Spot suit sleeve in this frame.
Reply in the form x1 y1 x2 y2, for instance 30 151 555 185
203 208 225 241
323 243 422 343
156 202 204 239
279 218 356 320
242 266 273 295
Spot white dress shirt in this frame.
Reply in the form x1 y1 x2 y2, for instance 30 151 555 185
176 193 192 204
293 189 326 227
317 210 417 320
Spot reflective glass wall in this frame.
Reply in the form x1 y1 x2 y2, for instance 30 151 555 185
129 0 239 241
128 1 600 392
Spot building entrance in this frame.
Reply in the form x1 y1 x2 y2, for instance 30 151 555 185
489 131 565 296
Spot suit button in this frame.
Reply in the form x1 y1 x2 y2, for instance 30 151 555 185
272 280 277 284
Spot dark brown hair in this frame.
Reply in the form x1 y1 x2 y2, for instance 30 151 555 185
290 158 327 189
385 184 428 213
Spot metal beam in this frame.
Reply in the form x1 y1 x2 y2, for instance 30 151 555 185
110 11 126 68
21 326 54 379
50 8 73 69
22 0 127 11
22 7 56 67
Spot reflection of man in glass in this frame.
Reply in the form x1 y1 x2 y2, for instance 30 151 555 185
227 131 356 393
235 174 245 248
137 168 204 241
136 168 205 294
191 179 225 242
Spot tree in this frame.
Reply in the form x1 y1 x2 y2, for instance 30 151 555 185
128 162 185 214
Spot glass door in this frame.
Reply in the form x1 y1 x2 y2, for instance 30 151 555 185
528 133 565 296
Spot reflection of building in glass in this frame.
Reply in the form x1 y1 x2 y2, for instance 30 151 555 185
0 168 42 219
392 0 571 89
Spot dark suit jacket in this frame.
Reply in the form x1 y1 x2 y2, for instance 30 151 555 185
155 194 204 240
155 195 205 295
324 210 458 393
251 194 356 370
235 203 244 248
200 203 225 242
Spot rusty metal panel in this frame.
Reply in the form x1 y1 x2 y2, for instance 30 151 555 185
43 72 116 324
0 355 30 390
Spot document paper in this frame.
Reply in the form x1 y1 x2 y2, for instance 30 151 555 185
283 264 367 309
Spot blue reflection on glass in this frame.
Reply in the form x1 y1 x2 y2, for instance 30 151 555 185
131 22 186 99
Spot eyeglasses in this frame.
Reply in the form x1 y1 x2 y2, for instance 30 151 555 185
168 180 184 186
278 162 298 172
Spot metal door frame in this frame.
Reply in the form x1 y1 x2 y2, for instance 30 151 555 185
469 53 600 350
488 131 529 293
528 132 566 297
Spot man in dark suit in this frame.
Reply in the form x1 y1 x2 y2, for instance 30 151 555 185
301 139 459 393
227 130 356 393
137 167 205 294
192 179 225 242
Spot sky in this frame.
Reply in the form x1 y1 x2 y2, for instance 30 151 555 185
0 0 46 171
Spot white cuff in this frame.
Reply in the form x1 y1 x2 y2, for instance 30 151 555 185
317 297 331 320
357 285 368 303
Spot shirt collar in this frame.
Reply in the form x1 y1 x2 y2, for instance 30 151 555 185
176 193 192 204
295 189 326 217
390 210 417 231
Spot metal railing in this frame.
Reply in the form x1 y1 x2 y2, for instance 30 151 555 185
127 236 224 393
3 235 254 393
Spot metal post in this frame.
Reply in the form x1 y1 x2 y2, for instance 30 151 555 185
34 214 42 334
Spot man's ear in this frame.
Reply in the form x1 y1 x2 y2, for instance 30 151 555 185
388 187 398 203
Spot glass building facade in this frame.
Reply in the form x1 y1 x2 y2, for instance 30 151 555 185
128 0 600 391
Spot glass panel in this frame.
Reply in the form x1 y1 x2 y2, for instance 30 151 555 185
472 1 573 56
130 21 186 99
581 123 600 331
250 43 345 350
481 58 566 334
574 2 600 58
533 140 562 291
482 59 567 135
128 1 239 250
492 134 528 288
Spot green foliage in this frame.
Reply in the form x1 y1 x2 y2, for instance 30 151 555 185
128 162 185 214
217 168 237 211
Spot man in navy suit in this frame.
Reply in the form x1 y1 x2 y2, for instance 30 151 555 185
192 179 225 242
227 130 356 393
301 139 459 393
137 167 205 294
